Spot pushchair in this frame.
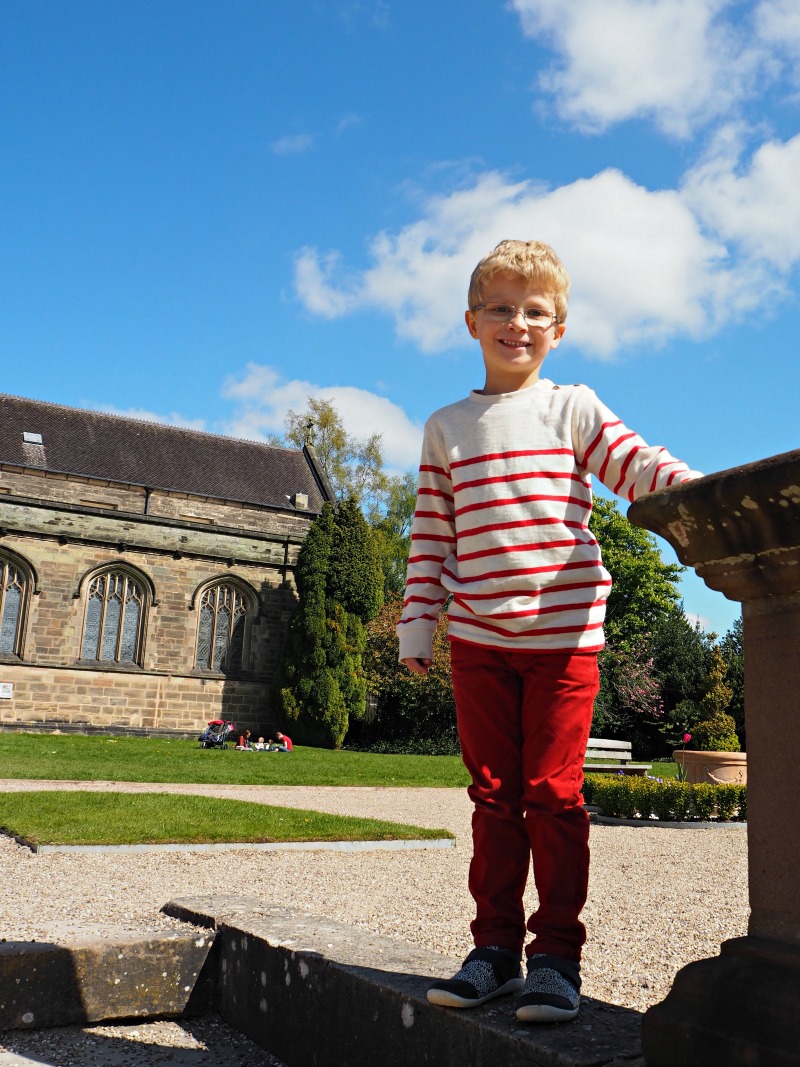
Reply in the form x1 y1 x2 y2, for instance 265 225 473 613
198 718 235 749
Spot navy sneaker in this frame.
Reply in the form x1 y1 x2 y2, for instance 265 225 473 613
515 953 581 1023
427 946 524 1008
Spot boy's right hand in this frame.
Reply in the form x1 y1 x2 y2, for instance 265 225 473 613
401 657 433 676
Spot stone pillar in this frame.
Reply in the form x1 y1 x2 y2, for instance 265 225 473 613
627 448 800 1067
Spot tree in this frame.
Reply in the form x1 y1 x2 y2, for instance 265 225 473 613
284 397 389 521
589 497 686 753
281 396 419 593
589 496 685 646
720 615 744 746
347 594 460 755
274 500 384 748
646 606 714 753
371 470 417 596
592 641 664 753
692 644 739 752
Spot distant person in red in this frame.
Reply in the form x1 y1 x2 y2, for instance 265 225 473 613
235 729 253 751
273 731 292 752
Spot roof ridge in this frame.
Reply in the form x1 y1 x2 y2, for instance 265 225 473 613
0 392 295 453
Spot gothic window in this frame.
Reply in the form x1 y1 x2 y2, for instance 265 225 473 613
0 556 30 657
81 569 147 665
195 581 253 673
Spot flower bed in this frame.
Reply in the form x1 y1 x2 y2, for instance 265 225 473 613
583 773 747 823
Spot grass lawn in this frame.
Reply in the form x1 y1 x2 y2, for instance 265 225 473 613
0 791 453 847
649 761 679 779
0 732 470 788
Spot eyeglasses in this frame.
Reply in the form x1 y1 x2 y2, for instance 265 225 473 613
472 303 558 329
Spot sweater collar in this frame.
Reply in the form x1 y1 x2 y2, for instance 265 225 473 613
468 378 554 404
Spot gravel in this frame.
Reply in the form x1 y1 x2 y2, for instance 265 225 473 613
0 1015 286 1066
0 779 749 1060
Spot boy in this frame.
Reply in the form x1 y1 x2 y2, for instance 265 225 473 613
397 240 700 1023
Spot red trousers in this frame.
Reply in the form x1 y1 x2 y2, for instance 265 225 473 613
450 639 600 962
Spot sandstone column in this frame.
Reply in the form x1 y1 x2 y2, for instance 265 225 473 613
627 448 800 1067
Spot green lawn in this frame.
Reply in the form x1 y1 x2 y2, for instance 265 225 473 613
649 761 679 780
0 790 452 847
0 732 470 788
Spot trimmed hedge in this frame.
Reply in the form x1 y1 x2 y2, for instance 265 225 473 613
583 774 746 823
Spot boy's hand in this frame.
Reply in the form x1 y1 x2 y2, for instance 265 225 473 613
401 657 432 676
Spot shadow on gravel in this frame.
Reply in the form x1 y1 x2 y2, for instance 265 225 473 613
0 1014 284 1067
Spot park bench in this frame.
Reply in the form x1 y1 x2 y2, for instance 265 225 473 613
583 737 651 776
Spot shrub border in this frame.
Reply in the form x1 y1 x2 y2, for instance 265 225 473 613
583 773 747 823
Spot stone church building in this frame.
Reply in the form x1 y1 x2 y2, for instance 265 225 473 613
0 394 334 737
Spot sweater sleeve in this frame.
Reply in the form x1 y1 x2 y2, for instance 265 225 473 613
396 417 456 662
573 388 702 501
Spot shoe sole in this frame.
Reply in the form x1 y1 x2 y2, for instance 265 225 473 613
516 1002 580 1023
427 976 524 1008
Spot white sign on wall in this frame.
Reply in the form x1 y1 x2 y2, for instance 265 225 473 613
0 683 14 699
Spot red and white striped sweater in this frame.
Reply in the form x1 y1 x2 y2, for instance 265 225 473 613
397 379 701 659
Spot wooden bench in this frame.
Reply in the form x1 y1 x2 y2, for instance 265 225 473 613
583 737 651 776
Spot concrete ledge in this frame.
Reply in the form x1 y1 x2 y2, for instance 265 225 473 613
20 838 454 855
0 931 216 1030
164 895 643 1067
591 814 747 829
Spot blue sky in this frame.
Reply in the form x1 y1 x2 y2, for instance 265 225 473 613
4 0 800 639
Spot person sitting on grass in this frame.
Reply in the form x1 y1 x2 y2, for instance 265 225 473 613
272 731 292 752
253 736 266 751
235 729 253 751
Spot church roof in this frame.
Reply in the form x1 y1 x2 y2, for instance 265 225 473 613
0 394 334 512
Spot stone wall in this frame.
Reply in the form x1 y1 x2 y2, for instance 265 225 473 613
0 468 314 736
0 465 314 536
0 663 274 735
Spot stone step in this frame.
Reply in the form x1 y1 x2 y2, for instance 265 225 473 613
165 895 644 1067
0 931 216 1031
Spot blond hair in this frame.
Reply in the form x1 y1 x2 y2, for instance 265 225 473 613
468 240 570 323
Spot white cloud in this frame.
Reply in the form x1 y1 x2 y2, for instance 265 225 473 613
510 0 766 138
270 134 314 156
294 249 361 317
95 405 206 431
755 0 800 57
335 112 363 136
684 611 713 633
682 128 800 270
221 364 424 470
294 169 735 358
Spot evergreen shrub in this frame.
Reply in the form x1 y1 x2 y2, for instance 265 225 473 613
691 712 740 752
585 774 746 822
275 500 383 748
691 646 741 752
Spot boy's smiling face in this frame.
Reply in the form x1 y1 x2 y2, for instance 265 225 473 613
465 271 565 394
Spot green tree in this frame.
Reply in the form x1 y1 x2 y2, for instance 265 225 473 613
720 615 744 745
347 594 459 755
589 496 684 646
281 397 419 594
644 606 714 753
275 500 384 748
592 642 664 752
371 470 417 596
692 644 740 751
589 497 686 753
284 397 389 521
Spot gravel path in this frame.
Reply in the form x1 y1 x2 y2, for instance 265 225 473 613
0 780 748 1061
0 1015 286 1066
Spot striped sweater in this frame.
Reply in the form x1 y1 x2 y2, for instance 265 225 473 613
397 379 701 660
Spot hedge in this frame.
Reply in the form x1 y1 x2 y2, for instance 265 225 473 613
583 774 746 822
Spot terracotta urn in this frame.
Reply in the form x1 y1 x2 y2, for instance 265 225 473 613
673 749 747 785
